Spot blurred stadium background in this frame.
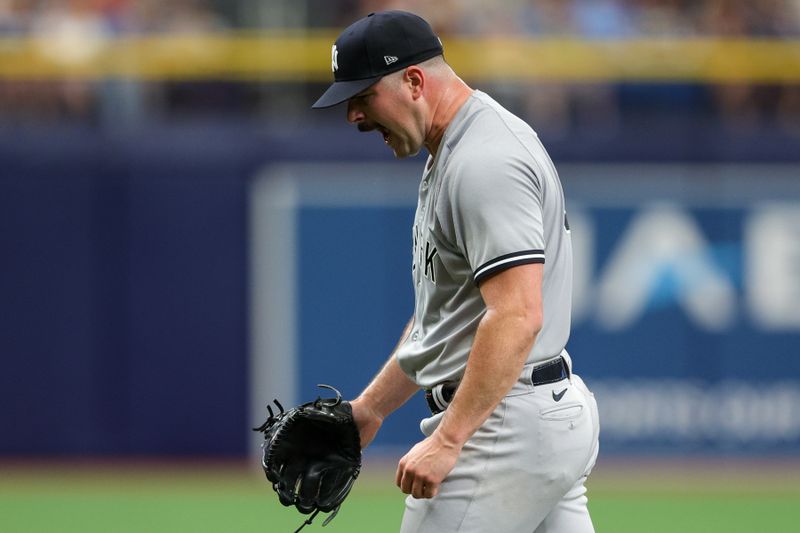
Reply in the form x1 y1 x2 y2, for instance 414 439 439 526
2 0 800 531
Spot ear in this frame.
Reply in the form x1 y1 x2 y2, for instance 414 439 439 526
404 66 424 100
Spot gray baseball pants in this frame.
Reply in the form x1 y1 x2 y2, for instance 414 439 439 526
400 365 600 533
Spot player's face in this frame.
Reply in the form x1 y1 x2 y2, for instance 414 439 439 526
346 75 425 159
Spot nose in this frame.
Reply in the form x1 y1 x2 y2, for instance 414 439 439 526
347 99 365 124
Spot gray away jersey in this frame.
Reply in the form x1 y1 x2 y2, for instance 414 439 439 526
395 91 573 388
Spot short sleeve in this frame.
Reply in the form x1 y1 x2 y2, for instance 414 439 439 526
448 153 545 285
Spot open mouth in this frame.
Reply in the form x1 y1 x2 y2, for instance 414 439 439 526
359 122 392 146
377 126 390 144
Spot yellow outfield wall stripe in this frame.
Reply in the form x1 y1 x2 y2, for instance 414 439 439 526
1 32 799 82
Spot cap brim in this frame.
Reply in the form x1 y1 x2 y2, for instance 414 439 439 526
311 77 381 109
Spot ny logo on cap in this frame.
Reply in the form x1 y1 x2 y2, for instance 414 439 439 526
331 44 339 72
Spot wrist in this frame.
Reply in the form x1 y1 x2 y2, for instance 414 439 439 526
434 418 471 449
352 394 386 422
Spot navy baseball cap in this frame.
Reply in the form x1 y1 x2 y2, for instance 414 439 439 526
312 11 444 109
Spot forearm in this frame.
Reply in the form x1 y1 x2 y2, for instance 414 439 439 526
436 307 539 446
355 319 419 420
358 353 419 419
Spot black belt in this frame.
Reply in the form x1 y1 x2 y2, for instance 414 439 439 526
424 356 570 415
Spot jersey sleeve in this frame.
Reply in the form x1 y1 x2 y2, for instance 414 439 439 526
447 152 545 285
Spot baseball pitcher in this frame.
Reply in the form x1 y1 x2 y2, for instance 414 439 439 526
311 10 600 533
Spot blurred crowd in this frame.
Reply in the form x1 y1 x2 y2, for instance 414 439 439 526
0 0 227 35
4 0 799 36
1 0 799 134
323 0 800 136
0 0 231 122
332 0 800 36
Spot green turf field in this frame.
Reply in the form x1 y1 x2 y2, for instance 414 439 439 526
1 459 797 532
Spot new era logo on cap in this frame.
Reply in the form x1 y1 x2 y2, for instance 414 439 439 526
312 11 444 109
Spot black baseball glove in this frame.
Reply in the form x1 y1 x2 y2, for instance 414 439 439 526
253 384 362 532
